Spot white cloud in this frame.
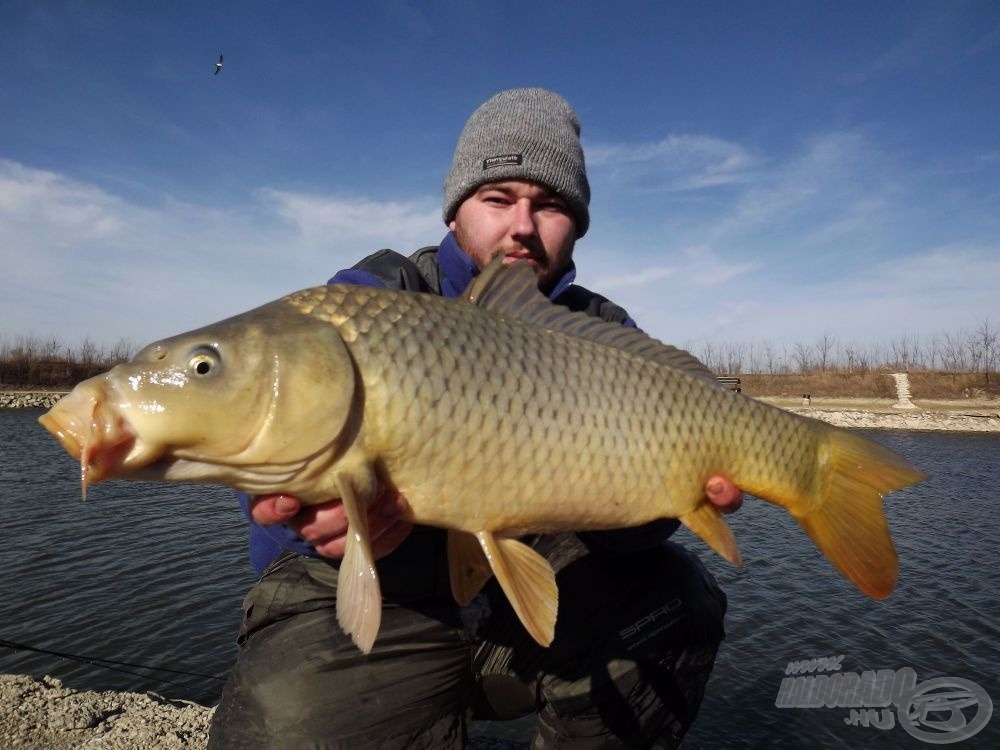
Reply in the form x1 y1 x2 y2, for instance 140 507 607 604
580 124 997 350
587 134 757 191
849 244 1000 304
680 245 762 287
4 123 997 362
840 4 973 85
0 160 442 349
0 159 130 246
258 188 441 246
599 266 676 289
619 242 1000 352
707 131 886 242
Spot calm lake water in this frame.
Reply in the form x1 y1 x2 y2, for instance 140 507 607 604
1 408 997 747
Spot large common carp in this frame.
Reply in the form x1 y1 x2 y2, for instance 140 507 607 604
39 258 926 653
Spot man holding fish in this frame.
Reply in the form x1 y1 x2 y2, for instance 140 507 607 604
43 84 920 745
210 88 742 748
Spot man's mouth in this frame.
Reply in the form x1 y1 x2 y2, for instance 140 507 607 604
501 250 543 268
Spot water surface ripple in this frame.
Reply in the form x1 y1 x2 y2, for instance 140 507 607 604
2 412 997 746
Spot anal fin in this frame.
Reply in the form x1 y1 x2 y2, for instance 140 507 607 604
477 532 558 647
448 530 494 605
680 502 742 566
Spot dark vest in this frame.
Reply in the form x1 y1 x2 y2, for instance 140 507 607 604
352 246 633 325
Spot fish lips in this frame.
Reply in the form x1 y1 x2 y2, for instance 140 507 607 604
39 393 161 487
38 409 88 459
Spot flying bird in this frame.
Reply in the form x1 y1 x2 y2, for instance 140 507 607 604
214 54 223 75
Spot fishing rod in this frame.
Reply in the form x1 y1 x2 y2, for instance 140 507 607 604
0 637 226 693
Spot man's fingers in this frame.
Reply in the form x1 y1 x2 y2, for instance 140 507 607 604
704 476 744 515
311 534 349 558
253 488 412 559
367 492 410 544
250 494 302 525
307 516 412 560
370 520 414 560
373 488 410 519
293 503 348 544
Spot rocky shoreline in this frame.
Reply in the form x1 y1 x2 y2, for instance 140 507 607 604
0 674 212 750
5 391 997 432
0 391 67 409
783 405 1000 432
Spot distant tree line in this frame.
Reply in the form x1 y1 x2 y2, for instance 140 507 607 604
0 335 136 388
691 319 997 382
1 319 996 389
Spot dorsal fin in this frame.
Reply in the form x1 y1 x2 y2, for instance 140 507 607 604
461 257 716 380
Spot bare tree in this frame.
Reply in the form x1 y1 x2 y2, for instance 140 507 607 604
108 338 136 366
721 341 745 375
761 341 778 374
973 318 997 385
856 346 872 373
843 343 861 374
890 333 921 371
792 342 813 373
925 334 941 371
745 341 764 374
77 337 100 368
38 336 64 361
939 332 967 371
814 332 836 373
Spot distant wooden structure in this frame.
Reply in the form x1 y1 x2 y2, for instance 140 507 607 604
716 376 741 393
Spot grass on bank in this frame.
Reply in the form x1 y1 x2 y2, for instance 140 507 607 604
739 371 997 401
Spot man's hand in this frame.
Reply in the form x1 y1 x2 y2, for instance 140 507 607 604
704 475 743 515
250 489 412 559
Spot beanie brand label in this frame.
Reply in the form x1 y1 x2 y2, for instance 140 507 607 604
483 154 522 170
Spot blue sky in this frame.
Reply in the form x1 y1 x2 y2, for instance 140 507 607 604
2 1 998 362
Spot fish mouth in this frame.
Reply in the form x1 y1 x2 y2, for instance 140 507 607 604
38 383 158 496
38 409 88 458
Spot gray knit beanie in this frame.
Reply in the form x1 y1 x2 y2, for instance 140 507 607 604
443 88 590 237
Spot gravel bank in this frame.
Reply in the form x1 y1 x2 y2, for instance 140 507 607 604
784 406 1000 432
0 674 212 750
0 391 67 409
0 674 527 749
6 392 997 432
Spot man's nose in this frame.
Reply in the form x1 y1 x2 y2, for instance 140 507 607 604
510 198 537 238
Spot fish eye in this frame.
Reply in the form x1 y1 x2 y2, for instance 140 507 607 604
188 346 221 377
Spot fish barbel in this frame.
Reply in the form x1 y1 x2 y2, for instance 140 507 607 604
39 258 927 653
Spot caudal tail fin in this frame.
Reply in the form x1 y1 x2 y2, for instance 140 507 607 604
795 430 927 599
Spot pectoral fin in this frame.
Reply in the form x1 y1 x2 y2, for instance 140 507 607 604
680 502 742 566
335 476 382 654
447 530 494 605
476 532 558 647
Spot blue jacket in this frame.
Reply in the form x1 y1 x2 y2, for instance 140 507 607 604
240 232 679 573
